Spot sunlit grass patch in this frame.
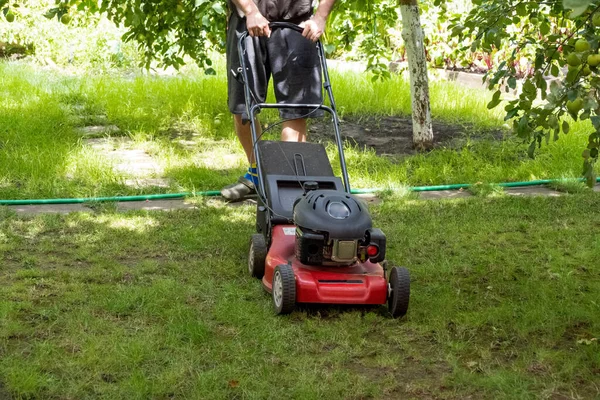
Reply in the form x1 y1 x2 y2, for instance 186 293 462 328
548 177 592 194
1 60 598 202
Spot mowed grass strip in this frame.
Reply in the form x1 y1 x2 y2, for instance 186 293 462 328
1 193 598 399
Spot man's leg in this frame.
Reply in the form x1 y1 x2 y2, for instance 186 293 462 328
281 118 307 142
234 114 262 163
221 114 263 201
222 11 268 201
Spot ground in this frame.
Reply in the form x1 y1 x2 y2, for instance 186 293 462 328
308 115 503 157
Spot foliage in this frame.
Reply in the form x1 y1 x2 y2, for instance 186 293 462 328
1 0 227 71
0 0 141 70
452 0 600 186
323 0 397 81
0 0 475 76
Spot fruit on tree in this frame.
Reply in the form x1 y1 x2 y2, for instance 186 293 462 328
582 65 592 76
588 53 600 67
5 11 14 22
60 14 71 24
567 53 581 67
567 97 584 114
593 13 600 27
575 39 591 53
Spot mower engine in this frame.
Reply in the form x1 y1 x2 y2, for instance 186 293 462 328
292 190 386 266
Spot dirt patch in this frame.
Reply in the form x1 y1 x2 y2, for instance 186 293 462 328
308 115 502 157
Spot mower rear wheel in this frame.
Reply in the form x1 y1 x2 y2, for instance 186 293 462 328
388 266 410 318
248 234 267 279
272 264 296 315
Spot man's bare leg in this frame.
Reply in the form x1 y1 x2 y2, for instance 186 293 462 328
221 114 263 201
222 116 308 201
233 114 262 163
281 118 307 142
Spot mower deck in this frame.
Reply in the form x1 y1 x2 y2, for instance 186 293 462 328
262 225 388 305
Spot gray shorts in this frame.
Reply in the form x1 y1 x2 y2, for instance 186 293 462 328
226 13 324 121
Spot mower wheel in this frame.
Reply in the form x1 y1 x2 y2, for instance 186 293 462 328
248 234 267 279
272 264 296 315
388 266 410 318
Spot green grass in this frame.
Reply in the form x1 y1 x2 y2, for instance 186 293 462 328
1 193 599 399
548 178 592 194
1 60 597 200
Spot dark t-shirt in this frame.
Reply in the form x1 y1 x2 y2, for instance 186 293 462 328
228 0 313 23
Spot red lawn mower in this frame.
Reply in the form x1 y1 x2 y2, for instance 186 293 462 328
238 22 410 317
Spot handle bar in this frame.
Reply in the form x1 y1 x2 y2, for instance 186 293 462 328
240 22 304 42
237 19 352 194
268 21 304 33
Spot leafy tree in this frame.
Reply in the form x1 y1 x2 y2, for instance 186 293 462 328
2 0 228 71
453 0 600 186
1 0 434 148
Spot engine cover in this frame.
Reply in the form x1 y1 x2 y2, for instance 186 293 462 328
293 190 385 266
293 190 372 240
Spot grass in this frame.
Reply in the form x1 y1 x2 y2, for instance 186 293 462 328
1 58 599 398
548 178 592 194
1 60 597 200
468 182 505 197
1 193 599 399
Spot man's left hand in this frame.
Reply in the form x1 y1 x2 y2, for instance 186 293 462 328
300 15 326 42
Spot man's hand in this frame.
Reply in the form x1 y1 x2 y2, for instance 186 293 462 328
300 15 326 42
246 9 271 38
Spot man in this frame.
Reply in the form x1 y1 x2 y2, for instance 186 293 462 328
221 0 337 201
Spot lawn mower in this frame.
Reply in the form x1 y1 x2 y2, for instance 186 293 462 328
237 22 410 317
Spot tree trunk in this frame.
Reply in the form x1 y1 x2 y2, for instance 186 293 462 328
399 0 433 150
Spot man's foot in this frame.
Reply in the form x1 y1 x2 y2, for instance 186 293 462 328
221 176 256 202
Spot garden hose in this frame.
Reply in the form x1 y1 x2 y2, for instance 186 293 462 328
0 178 598 206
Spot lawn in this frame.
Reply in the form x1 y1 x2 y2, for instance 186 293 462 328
1 60 598 201
1 58 599 399
1 193 599 399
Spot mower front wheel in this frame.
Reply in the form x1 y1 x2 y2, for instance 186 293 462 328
388 266 410 318
272 264 296 315
248 234 267 279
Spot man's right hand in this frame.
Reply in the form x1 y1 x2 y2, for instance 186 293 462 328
246 9 271 38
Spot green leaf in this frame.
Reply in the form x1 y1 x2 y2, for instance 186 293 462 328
508 76 517 89
487 90 502 109
211 2 224 14
518 115 529 135
563 0 592 17
562 120 570 134
527 139 537 158
523 79 537 100
505 108 519 121
582 160 596 187
548 114 559 129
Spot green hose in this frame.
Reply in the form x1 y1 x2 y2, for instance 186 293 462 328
1 178 598 206
0 191 221 206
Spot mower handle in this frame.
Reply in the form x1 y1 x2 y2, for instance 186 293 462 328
237 19 352 194
268 21 304 33
239 22 304 42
